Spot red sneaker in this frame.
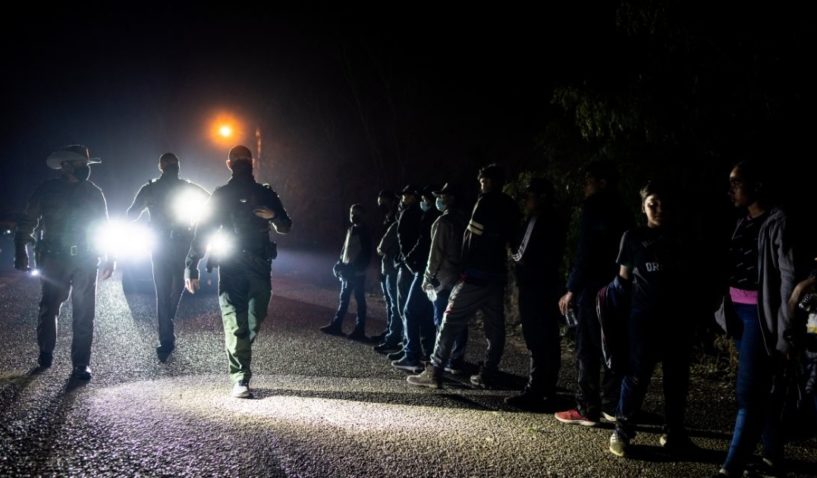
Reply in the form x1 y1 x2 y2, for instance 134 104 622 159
554 408 597 426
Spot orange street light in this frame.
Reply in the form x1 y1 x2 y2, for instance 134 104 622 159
218 124 233 138
210 114 242 145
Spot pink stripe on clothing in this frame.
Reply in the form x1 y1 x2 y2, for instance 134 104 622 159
730 287 758 305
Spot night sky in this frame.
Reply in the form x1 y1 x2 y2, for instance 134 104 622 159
1 4 811 251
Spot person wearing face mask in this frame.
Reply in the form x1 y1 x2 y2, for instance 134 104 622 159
127 153 209 362
14 145 115 381
321 204 372 340
392 186 440 372
184 145 292 398
422 183 468 374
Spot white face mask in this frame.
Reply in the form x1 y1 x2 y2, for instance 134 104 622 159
435 197 446 212
420 199 431 212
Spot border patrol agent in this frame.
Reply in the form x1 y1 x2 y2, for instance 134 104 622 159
184 145 291 398
14 145 115 380
127 152 210 362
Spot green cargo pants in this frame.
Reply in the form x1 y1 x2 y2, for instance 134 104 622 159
218 253 272 383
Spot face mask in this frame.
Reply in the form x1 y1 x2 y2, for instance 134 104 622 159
420 200 431 212
350 214 361 224
435 197 446 212
163 164 179 176
72 164 91 182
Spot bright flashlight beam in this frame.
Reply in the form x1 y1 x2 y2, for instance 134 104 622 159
206 230 233 258
173 190 210 226
95 221 156 259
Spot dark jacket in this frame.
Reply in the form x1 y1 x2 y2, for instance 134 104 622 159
596 275 631 370
512 207 565 287
566 190 633 295
377 209 400 275
15 178 109 258
715 208 797 355
405 208 440 274
340 222 373 275
396 203 422 264
186 173 291 277
461 190 520 282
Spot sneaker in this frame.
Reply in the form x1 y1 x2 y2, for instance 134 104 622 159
609 432 629 457
71 366 92 381
373 342 401 354
504 390 547 410
406 364 443 389
319 323 344 336
38 351 53 368
659 432 696 455
444 364 466 375
391 356 423 373
602 411 617 423
156 344 175 363
386 349 405 361
231 380 253 399
469 368 498 389
554 409 597 426
744 457 783 478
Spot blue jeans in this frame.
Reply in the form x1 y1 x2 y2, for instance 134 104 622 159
722 303 786 474
615 308 690 440
331 274 367 330
433 287 468 367
402 272 435 362
381 271 402 345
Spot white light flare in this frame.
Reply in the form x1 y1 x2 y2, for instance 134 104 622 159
95 220 156 259
173 190 210 226
206 230 233 258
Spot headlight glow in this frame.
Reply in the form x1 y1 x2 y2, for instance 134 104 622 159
173 190 210 226
95 221 156 259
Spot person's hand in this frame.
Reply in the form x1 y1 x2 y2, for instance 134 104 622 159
558 291 574 316
253 206 276 220
185 278 200 294
99 260 115 280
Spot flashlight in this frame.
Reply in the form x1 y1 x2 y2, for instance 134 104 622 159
173 190 210 226
95 220 156 259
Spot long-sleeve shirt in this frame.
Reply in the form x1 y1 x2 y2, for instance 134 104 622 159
461 190 521 282
513 208 565 287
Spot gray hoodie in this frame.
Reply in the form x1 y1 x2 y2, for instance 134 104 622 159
715 208 796 355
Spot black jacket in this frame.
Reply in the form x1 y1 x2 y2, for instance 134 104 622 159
405 208 440 274
513 207 565 287
461 191 520 282
396 203 422 264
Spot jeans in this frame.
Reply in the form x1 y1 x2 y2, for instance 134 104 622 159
433 287 468 367
331 274 367 330
575 289 622 419
615 308 690 440
381 270 402 345
518 282 561 397
402 272 435 361
722 303 786 474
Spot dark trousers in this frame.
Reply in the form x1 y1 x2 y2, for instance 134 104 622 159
402 272 436 361
151 241 188 348
37 254 98 368
332 274 367 330
381 270 402 345
615 308 690 440
432 280 505 371
518 282 561 397
723 303 786 474
575 289 622 418
218 254 272 383
433 287 468 367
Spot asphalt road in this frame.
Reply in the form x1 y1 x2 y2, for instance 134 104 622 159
1 260 815 477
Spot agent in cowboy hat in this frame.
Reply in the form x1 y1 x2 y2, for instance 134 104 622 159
15 144 114 380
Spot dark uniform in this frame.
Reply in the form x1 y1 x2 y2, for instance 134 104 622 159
186 173 291 384
15 177 110 372
127 173 209 352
